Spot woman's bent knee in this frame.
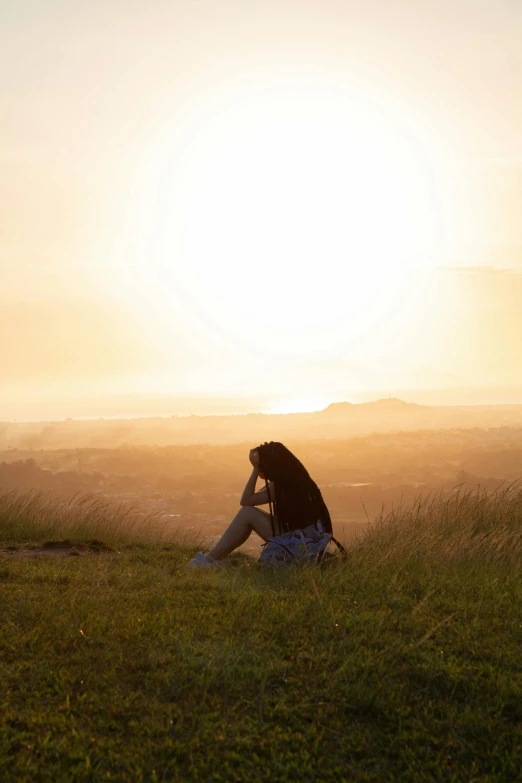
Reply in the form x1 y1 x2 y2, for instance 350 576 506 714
234 506 275 541
238 505 265 518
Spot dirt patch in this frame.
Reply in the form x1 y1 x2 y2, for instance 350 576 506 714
0 540 115 559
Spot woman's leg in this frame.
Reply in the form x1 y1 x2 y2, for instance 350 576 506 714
207 506 275 561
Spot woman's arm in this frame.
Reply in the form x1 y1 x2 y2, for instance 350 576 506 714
240 467 260 505
240 472 276 507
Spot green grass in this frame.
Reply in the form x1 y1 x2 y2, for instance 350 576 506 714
2 486 522 781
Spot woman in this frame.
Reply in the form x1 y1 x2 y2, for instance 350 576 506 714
189 440 333 566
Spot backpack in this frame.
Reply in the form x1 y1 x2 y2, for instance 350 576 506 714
258 521 346 566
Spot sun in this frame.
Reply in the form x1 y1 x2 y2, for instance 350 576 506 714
265 396 338 415
127 69 447 362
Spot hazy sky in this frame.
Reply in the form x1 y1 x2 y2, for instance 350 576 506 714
2 0 522 415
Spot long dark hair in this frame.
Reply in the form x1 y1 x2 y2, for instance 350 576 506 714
256 441 332 537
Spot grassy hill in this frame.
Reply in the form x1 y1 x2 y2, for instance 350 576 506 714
1 486 522 781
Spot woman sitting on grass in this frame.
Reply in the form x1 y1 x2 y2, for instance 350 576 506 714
189 440 333 566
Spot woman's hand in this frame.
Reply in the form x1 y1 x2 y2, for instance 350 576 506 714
249 448 260 469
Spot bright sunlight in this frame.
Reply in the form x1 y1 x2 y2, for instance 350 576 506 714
126 69 448 358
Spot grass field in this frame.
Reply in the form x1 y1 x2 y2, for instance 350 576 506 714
2 485 522 781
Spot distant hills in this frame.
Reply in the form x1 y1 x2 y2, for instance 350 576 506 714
3 398 522 449
323 398 419 414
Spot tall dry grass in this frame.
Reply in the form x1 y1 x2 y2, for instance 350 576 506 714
353 482 522 567
0 487 194 546
2 483 522 567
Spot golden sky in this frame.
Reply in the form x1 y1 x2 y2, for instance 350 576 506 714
2 0 522 416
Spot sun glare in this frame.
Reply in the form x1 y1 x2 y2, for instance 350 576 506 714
266 397 337 415
124 69 447 364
